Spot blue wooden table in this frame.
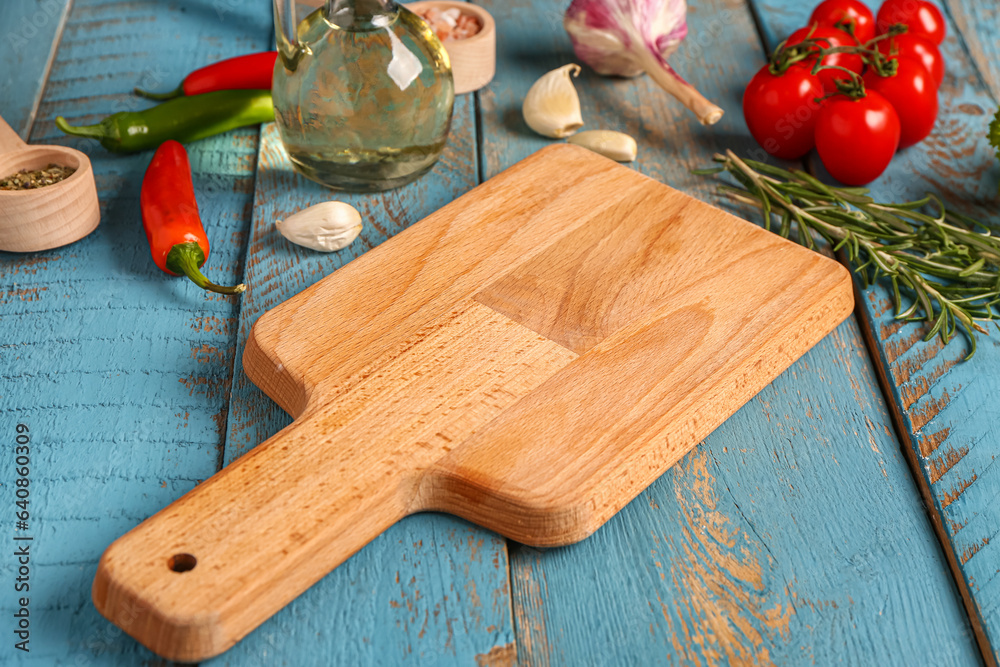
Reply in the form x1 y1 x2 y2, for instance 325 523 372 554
1 0 998 664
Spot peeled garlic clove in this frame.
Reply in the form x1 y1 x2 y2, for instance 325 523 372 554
523 64 584 138
276 201 363 252
567 130 637 162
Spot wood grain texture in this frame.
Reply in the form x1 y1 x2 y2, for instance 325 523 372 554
0 0 269 664
97 299 572 662
0 0 992 665
207 103 516 665
477 0 983 664
0 0 71 139
428 161 853 546
751 0 1000 663
102 143 849 661
101 302 576 662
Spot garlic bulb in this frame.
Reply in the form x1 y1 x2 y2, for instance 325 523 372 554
276 202 363 252
564 0 724 126
523 64 584 138
567 130 637 162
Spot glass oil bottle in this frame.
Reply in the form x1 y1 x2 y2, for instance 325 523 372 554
272 0 455 191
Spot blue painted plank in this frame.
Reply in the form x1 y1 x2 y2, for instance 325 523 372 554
0 0 71 138
476 0 981 663
0 0 987 666
750 0 1000 662
946 0 1000 101
207 73 514 667
0 0 271 664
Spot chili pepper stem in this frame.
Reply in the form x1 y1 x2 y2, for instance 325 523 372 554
55 116 106 140
133 85 184 101
166 242 246 295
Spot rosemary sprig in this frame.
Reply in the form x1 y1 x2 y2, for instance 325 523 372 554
694 151 1000 360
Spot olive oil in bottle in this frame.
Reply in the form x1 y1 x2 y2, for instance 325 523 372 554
272 0 454 192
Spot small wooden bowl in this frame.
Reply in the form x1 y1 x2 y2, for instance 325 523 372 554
0 116 100 253
405 1 496 95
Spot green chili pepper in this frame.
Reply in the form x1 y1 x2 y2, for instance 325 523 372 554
54 89 274 153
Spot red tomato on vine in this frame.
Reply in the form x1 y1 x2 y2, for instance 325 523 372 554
809 0 876 44
785 25 865 93
875 33 945 88
815 90 901 185
876 0 946 45
863 57 938 148
743 64 826 159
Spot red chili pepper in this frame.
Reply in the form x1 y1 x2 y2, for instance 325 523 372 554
135 52 278 101
140 141 246 295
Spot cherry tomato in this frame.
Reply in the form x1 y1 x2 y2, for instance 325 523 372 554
876 0 946 45
875 33 944 88
809 0 876 44
815 90 901 185
863 57 937 148
786 25 865 93
743 64 826 159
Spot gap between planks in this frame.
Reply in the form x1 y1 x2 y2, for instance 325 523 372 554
25 0 74 142
942 0 1000 104
852 279 995 667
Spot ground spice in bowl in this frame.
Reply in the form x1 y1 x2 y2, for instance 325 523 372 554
1 163 76 191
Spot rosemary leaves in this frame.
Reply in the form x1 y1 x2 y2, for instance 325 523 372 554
695 151 1000 359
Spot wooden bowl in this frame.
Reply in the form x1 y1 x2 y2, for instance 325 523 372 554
405 1 496 95
0 115 100 253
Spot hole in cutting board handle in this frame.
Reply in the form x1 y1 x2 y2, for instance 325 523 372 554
167 553 197 573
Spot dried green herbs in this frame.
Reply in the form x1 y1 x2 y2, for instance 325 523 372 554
0 164 76 191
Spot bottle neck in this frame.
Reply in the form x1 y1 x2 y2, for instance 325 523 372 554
326 0 398 28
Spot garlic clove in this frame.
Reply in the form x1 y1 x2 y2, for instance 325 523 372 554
523 64 584 138
566 130 637 162
275 201 363 252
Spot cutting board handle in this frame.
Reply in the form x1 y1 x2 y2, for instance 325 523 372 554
91 414 413 663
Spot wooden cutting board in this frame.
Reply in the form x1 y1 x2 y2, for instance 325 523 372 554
93 145 853 662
